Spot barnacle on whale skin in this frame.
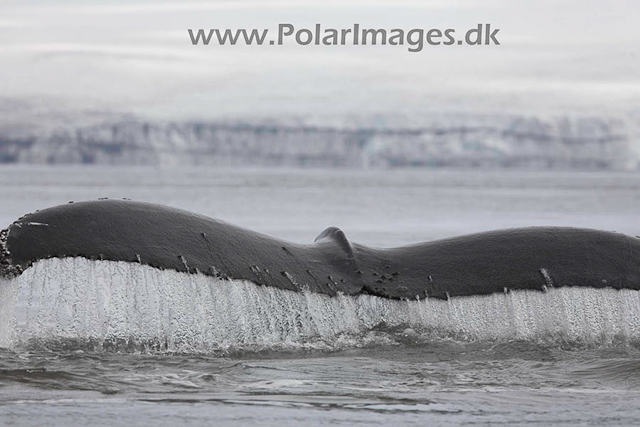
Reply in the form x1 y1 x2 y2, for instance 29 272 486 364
0 227 21 279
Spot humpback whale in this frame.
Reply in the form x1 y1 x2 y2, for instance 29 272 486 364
1 199 639 300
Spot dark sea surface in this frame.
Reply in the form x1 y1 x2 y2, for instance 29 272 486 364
1 166 640 426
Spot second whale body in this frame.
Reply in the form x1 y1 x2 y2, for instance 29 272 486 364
2 199 640 300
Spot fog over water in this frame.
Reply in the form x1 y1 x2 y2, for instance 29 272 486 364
1 0 639 119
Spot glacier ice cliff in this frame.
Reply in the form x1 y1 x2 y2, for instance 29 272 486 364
0 112 637 169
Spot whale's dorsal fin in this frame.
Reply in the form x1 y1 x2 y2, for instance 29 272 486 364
314 227 354 258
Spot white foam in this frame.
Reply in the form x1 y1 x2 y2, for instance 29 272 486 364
1 257 640 352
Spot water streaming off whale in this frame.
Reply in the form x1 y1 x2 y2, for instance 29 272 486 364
1 257 640 352
3 168 640 425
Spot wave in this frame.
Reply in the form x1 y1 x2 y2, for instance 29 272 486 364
0 258 639 353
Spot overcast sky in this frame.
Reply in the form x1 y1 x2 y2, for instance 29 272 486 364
1 0 639 120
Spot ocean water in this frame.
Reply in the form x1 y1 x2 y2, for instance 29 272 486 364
1 166 640 426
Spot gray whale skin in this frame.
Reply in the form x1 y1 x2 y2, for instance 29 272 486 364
2 200 640 300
